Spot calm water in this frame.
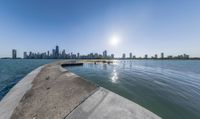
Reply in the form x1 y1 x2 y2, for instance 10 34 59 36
66 60 200 119
0 59 56 100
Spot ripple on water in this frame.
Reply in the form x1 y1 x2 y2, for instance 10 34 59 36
67 60 200 119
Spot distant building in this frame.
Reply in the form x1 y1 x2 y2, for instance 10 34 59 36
77 53 80 59
155 54 158 59
161 52 164 59
52 49 56 58
167 55 173 59
23 52 27 59
122 53 126 59
111 54 114 59
47 51 50 57
103 50 107 58
12 49 17 59
62 50 66 59
144 54 148 59
183 54 189 59
129 52 132 59
55 45 59 58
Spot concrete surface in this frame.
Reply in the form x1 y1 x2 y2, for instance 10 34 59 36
0 66 43 119
66 87 161 119
10 62 97 119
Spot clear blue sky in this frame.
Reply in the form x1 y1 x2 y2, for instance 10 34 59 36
0 0 200 58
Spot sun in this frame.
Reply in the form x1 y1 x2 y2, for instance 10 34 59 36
109 35 120 46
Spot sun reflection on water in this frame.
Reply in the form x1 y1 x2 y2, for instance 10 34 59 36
111 69 118 83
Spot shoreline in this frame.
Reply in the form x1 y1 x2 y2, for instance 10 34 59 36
0 60 161 119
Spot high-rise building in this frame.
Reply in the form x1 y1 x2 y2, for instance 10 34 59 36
103 50 107 58
122 53 126 59
144 54 148 59
52 49 56 58
155 54 158 59
23 52 27 59
62 50 66 59
111 54 114 59
183 54 189 59
12 49 17 59
161 52 164 59
77 53 80 59
55 45 59 58
129 52 132 59
47 51 50 57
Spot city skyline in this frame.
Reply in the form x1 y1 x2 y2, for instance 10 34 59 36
1 0 200 57
5 45 194 60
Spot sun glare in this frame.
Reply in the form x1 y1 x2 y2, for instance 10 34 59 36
109 35 120 46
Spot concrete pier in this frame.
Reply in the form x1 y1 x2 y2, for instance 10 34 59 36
0 61 161 119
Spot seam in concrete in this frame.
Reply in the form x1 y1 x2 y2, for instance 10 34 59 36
63 87 100 119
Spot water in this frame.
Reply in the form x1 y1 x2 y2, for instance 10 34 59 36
66 60 200 119
0 59 56 100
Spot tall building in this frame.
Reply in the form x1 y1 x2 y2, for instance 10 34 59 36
52 49 56 58
47 51 50 57
161 52 164 59
129 52 132 59
62 50 66 59
111 54 114 59
155 54 158 59
122 53 126 59
23 52 27 59
77 53 80 59
183 54 189 59
12 49 17 59
55 45 59 58
103 50 107 58
144 54 148 59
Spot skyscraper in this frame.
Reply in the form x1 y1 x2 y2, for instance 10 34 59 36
62 50 66 59
12 49 17 59
52 49 56 58
55 45 59 58
47 51 50 57
111 54 114 59
161 52 164 59
122 53 126 59
144 54 148 59
23 52 27 59
77 53 80 59
129 52 132 59
155 54 158 59
103 50 107 58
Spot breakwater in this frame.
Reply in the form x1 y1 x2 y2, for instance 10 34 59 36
0 60 161 119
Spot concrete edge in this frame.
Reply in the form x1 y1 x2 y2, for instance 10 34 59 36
59 62 100 88
66 87 161 119
0 66 44 119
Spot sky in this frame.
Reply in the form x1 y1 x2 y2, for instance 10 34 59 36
0 0 200 58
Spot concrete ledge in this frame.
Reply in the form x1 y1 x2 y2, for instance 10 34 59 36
66 87 161 119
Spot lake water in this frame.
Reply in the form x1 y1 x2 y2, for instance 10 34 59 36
0 59 56 100
66 60 200 119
